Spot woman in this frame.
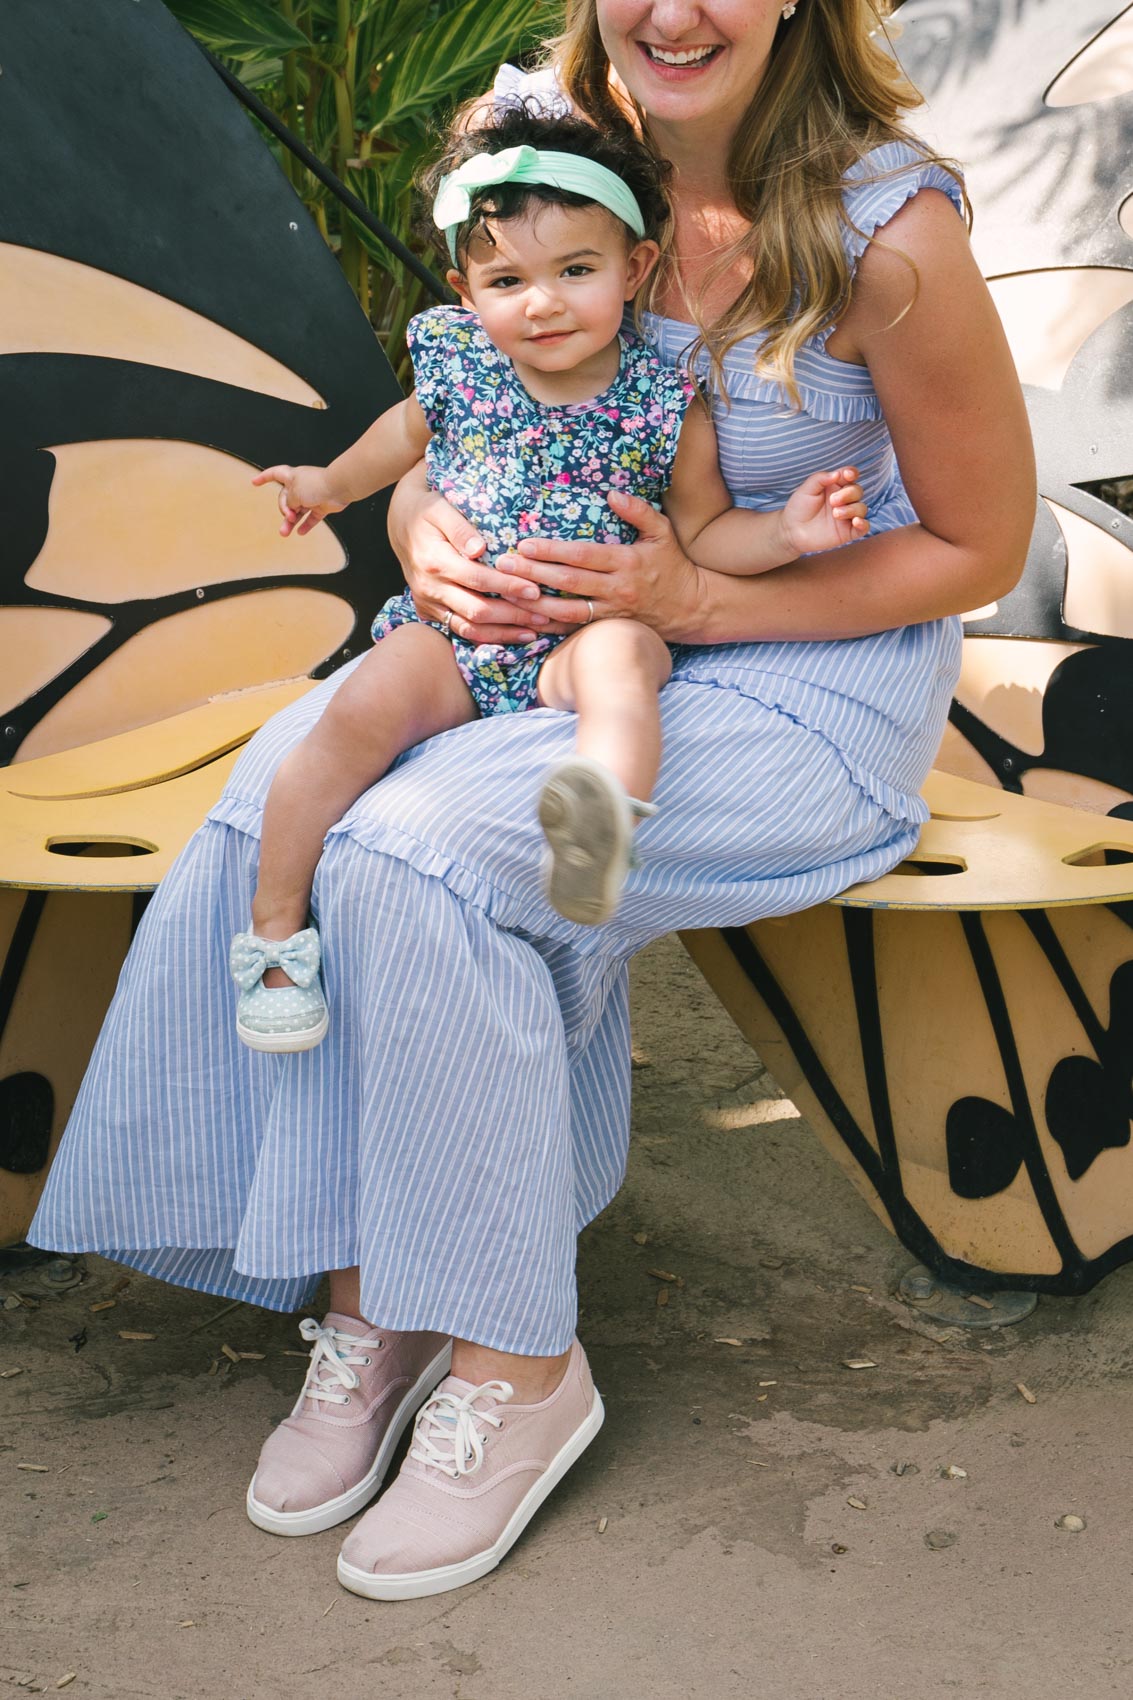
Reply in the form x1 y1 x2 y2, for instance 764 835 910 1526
29 0 1035 1602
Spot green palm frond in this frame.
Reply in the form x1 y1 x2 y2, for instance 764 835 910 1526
167 0 307 59
370 0 550 133
167 0 557 369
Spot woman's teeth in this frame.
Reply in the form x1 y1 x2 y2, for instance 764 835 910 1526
644 44 718 66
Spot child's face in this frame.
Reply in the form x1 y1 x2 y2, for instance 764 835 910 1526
449 202 659 379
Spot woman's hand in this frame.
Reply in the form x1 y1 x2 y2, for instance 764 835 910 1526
387 465 552 645
251 464 346 538
504 489 707 642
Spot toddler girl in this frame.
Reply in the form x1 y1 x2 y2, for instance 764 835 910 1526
231 108 868 1051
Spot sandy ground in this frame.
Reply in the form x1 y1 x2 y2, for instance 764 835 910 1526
3 935 1132 1700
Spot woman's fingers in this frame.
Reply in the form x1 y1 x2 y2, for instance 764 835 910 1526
426 496 488 561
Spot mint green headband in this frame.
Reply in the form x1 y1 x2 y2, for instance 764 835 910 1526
433 144 646 264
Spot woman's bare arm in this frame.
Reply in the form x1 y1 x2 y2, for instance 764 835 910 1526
505 190 1037 643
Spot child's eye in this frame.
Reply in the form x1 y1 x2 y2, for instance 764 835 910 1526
563 265 594 278
488 275 521 289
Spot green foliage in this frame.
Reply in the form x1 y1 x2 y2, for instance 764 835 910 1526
166 0 554 381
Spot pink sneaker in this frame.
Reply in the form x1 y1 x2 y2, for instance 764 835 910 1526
336 1338 604 1600
246 1312 451 1537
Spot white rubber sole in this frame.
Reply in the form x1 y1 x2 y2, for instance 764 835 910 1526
245 1341 453 1537
335 1387 606 1600
538 757 632 926
236 1010 329 1053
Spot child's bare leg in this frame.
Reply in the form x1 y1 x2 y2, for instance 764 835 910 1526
535 621 670 926
253 624 475 981
537 619 671 801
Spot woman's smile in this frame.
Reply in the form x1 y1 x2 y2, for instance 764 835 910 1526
635 39 725 78
598 1 784 130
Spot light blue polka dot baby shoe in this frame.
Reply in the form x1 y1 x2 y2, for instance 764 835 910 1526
229 926 329 1052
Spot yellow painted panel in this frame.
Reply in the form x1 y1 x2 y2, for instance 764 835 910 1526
838 772 1133 910
1045 8 1133 107
680 920 893 1236
953 636 1088 759
1021 768 1133 815
0 891 135 1244
26 440 344 604
875 910 1061 1274
984 908 1133 1264
931 721 1001 790
5 681 310 798
987 269 1133 390
17 590 352 762
0 607 111 716
0 683 313 892
0 243 324 406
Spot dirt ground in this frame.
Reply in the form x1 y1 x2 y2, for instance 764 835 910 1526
3 935 1132 1700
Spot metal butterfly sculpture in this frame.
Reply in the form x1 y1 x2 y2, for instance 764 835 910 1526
685 0 1133 1296
0 0 403 1234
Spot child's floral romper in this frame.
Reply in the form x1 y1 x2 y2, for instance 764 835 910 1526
370 304 695 715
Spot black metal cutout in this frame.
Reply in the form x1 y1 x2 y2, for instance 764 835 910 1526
1019 910 1133 1183
841 909 902 1175
0 1073 54 1176
0 893 45 1051
717 918 1133 1294
956 913 1078 1268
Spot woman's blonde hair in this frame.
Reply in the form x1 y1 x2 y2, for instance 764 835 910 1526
553 0 968 403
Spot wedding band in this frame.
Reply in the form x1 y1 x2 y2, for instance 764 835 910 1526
439 610 453 638
584 598 595 625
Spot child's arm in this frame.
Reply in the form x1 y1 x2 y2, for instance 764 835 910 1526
252 394 433 538
662 405 869 575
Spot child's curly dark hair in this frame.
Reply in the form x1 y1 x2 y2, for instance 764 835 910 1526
420 102 671 268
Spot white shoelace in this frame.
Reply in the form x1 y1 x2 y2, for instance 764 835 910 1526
409 1379 514 1478
297 1317 379 1409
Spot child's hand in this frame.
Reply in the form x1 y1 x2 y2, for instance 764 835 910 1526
251 464 346 538
780 467 870 557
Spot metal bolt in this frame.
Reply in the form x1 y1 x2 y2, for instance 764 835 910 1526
1002 756 1015 772
3 725 18 741
905 1273 938 1302
289 221 299 231
195 587 205 600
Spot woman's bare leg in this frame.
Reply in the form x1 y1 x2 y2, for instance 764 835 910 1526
253 624 476 985
537 618 672 802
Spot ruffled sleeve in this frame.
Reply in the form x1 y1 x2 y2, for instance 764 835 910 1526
840 139 965 273
405 305 467 434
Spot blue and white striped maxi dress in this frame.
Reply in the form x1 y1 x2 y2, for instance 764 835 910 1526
30 145 966 1356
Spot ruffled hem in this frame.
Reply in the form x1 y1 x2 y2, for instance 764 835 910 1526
209 788 637 961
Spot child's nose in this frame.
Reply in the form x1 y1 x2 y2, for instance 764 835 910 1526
525 284 563 317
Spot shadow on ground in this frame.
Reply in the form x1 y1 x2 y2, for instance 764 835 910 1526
3 937 1132 1698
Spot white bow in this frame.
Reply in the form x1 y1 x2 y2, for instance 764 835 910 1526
432 145 539 231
